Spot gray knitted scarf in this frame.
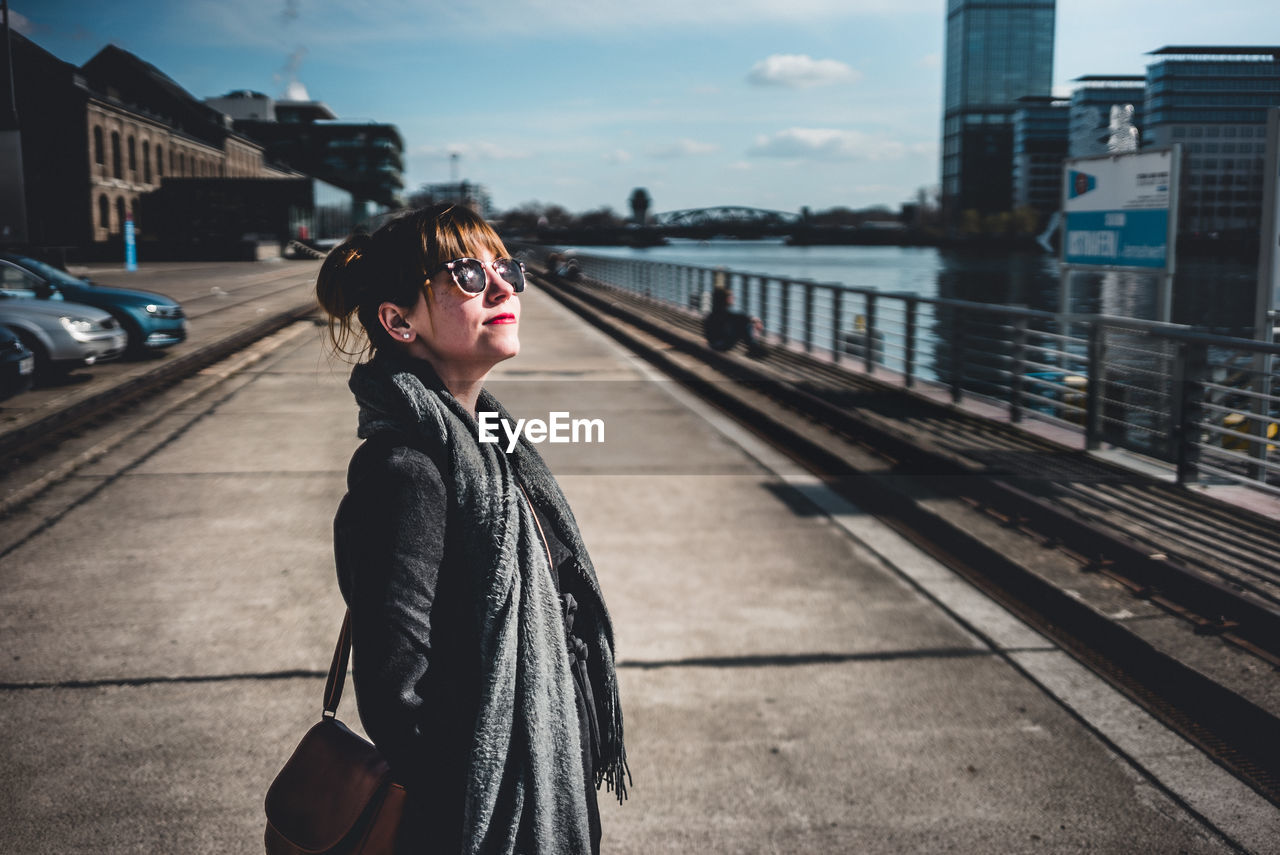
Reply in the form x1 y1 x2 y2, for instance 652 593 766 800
349 352 628 855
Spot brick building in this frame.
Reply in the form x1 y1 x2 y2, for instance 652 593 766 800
7 33 294 250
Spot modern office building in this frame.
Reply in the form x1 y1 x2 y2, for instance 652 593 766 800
1068 76 1145 157
408 181 494 219
1011 96 1069 222
223 94 405 216
941 0 1056 220
1142 46 1280 237
205 90 277 121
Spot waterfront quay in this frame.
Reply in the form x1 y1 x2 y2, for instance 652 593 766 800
0 263 1276 852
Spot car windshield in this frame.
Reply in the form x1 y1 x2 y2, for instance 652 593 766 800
9 255 86 288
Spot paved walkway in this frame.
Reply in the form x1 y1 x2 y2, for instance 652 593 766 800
0 278 1270 852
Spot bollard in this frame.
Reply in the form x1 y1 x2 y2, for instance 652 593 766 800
124 214 137 272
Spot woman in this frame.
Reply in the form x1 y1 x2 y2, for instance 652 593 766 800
314 204 628 854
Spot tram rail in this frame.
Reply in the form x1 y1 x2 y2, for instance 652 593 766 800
0 301 317 483
527 262 1280 808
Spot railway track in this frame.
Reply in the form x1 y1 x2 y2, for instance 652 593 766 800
529 264 1280 809
558 270 1280 614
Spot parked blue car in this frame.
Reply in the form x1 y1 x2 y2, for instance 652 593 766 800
0 252 186 356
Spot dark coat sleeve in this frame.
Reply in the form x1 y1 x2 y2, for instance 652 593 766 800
334 441 449 792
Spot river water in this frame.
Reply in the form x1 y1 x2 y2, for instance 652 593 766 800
562 239 1266 335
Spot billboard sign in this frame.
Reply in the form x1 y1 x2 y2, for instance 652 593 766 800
1062 147 1179 272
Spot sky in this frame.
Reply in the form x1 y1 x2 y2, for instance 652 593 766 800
10 1 1279 216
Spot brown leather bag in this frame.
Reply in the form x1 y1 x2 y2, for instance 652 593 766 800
264 612 408 854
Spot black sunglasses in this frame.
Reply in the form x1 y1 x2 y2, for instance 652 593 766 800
431 257 526 295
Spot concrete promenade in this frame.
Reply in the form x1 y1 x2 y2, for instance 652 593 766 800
0 278 1271 852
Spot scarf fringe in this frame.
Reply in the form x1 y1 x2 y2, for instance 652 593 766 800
597 748 632 804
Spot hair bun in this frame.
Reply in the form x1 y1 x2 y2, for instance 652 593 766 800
316 231 374 321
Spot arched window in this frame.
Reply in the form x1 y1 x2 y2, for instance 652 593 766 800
127 135 136 173
142 141 151 183
156 145 163 178
98 195 109 229
111 131 122 179
178 152 185 175
93 127 104 165
115 197 126 234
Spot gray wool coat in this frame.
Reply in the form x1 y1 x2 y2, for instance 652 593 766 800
333 430 604 854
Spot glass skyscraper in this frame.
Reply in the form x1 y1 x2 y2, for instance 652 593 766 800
941 0 1056 219
1142 47 1280 237
1012 96 1069 221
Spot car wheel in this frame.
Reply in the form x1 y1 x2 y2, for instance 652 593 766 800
110 312 148 359
12 330 59 385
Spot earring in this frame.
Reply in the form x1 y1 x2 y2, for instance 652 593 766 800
402 332 411 339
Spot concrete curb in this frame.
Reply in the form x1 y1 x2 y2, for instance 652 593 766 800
0 300 318 458
0 319 318 517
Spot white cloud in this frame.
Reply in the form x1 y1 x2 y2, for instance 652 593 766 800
603 149 633 165
747 54 861 89
749 128 913 161
918 53 941 69
413 142 532 161
648 138 720 158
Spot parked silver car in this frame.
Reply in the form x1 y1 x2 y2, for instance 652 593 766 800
0 295 128 377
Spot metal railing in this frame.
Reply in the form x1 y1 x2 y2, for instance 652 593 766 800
545 251 1280 497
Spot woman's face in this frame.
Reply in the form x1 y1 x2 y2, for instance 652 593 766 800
398 246 521 381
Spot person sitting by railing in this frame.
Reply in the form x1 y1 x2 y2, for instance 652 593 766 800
545 252 581 281
703 285 765 358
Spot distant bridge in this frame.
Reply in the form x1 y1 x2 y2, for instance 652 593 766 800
650 206 802 229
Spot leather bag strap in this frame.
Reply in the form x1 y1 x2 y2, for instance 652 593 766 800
322 610 353 717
